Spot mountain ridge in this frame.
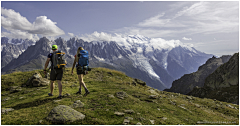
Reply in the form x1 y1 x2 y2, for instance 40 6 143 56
1 36 213 90
164 55 232 94
188 53 239 104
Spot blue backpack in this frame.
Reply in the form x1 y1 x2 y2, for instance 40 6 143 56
78 50 89 67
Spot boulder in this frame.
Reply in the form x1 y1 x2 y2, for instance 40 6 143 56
162 117 167 121
107 94 115 98
125 117 133 120
8 86 22 93
114 112 125 116
53 100 62 103
186 96 193 100
46 105 85 124
70 100 84 108
148 89 159 95
136 122 142 125
123 119 130 125
149 95 158 99
150 120 155 124
2 108 14 114
124 109 135 114
134 78 146 86
116 91 128 99
26 72 49 87
2 97 10 101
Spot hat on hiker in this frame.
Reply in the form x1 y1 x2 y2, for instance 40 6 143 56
52 45 58 50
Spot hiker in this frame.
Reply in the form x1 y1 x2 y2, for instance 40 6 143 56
71 47 90 96
44 45 66 99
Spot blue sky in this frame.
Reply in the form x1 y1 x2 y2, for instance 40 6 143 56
1 1 239 56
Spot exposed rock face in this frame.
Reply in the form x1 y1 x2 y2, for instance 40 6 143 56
164 55 232 94
46 105 85 124
188 53 239 104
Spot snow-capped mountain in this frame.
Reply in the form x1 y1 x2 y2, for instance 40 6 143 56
110 35 213 88
1 35 213 90
1 37 35 68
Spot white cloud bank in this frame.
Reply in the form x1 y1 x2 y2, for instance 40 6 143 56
1 7 65 40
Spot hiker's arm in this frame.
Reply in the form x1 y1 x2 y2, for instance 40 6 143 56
44 58 51 70
71 57 77 71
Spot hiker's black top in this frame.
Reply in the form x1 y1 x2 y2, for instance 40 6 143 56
47 53 53 67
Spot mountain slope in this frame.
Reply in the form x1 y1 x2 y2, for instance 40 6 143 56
1 37 35 68
1 36 213 90
116 35 213 89
1 68 239 125
164 55 232 94
188 53 239 104
1 37 52 73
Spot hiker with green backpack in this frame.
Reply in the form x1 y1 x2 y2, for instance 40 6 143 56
44 45 67 99
71 47 90 96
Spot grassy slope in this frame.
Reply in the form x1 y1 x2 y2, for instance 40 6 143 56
1 67 239 125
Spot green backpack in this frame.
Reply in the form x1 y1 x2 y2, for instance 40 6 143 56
52 50 66 69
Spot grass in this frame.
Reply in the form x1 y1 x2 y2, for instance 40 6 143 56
1 67 239 125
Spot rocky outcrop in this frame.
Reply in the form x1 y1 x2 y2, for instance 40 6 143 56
1 108 14 114
164 55 232 94
188 53 239 104
116 91 128 99
46 105 85 124
25 72 49 87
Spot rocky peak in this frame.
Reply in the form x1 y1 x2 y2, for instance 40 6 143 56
165 54 232 94
1 37 9 44
188 53 239 104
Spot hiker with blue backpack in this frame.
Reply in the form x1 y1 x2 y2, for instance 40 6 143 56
71 47 90 96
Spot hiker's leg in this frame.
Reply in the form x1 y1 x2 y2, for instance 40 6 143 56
79 74 87 88
50 81 54 94
55 69 63 96
57 80 62 96
80 74 89 94
78 74 82 89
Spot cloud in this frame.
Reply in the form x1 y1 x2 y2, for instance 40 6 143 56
1 30 39 41
30 16 65 36
79 31 129 44
138 13 167 27
1 8 32 31
112 1 238 38
80 31 130 44
182 37 192 40
80 31 113 42
68 32 74 37
1 7 65 40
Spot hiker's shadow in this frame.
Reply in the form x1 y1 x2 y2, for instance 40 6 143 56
12 97 58 110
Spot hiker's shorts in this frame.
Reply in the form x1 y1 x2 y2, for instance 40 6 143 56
76 67 87 75
50 68 63 81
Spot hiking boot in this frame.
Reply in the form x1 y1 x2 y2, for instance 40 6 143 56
76 90 81 94
48 93 53 96
84 91 90 97
57 95 62 99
